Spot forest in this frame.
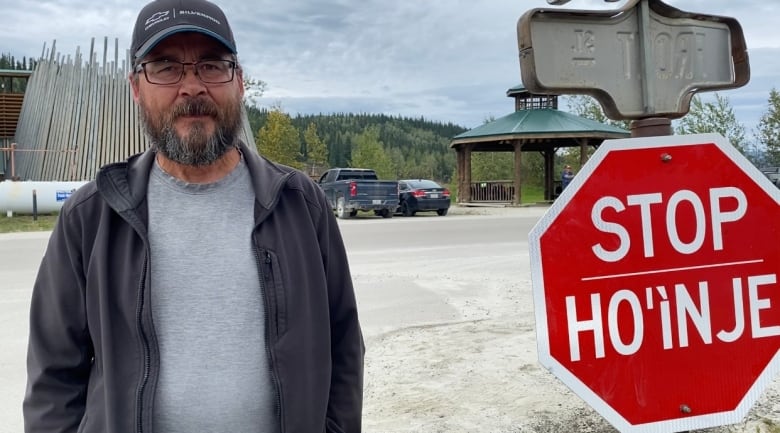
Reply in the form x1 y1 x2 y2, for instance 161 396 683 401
246 106 468 183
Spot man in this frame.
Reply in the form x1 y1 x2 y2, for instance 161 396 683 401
23 0 364 432
561 164 575 190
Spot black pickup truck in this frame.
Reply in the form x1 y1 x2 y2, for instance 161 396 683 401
317 168 399 219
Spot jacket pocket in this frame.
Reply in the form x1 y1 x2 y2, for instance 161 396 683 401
261 249 287 337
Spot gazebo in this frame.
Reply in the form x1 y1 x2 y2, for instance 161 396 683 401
450 85 630 204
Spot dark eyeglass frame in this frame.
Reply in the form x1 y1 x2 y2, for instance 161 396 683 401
135 59 237 85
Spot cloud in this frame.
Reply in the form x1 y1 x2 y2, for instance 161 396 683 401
1 0 778 135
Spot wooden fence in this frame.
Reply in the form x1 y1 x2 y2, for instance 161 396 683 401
469 180 515 203
12 38 253 181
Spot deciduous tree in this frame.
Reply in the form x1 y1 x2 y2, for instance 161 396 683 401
675 94 748 153
756 88 780 166
349 126 394 179
255 108 303 170
565 95 631 130
242 75 267 107
303 122 328 176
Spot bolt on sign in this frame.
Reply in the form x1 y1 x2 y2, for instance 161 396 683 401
529 134 780 432
517 0 749 120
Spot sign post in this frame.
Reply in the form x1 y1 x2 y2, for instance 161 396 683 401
517 0 749 123
529 134 780 432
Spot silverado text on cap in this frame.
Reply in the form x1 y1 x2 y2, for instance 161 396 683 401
180 10 222 25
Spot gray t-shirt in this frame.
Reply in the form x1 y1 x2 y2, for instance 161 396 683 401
147 158 277 433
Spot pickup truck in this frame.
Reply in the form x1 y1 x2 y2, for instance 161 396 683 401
317 168 399 219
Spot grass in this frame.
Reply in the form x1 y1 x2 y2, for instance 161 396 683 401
0 214 58 233
520 184 545 204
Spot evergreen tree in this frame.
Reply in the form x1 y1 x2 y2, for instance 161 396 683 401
255 108 303 170
756 88 780 166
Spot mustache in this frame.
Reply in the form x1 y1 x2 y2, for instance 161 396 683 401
170 99 220 118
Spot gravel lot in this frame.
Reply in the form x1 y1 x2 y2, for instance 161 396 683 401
354 205 780 433
2 204 779 433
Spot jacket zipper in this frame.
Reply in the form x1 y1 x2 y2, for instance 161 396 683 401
135 258 150 433
255 247 283 432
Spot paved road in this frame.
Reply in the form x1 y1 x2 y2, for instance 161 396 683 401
1 231 50 433
339 208 543 339
0 206 547 432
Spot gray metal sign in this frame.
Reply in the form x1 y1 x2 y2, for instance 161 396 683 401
517 0 749 120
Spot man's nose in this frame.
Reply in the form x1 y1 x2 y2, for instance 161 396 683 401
179 64 206 94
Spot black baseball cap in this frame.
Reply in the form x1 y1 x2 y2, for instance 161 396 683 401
131 0 237 61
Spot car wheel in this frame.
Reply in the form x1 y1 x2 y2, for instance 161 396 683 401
401 201 415 217
336 198 350 219
436 208 448 216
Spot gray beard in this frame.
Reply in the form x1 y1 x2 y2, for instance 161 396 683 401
153 121 235 167
139 101 241 167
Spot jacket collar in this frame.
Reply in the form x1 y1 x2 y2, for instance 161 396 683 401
96 142 294 216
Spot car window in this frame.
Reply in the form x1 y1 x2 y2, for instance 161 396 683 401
407 180 440 189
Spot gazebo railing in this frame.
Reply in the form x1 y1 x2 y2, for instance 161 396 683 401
468 180 515 203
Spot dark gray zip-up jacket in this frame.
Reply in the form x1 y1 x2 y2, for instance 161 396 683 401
24 144 365 433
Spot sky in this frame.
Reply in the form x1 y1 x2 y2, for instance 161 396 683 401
2 0 779 135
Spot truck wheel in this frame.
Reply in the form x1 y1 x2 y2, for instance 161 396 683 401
378 209 393 218
336 198 350 219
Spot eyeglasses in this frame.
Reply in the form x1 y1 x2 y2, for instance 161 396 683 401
136 59 237 85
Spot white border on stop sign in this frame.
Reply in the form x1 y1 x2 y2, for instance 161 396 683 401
528 132 780 433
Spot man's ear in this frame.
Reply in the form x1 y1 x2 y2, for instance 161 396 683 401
129 71 141 102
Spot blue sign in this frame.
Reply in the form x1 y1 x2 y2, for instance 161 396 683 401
56 189 76 202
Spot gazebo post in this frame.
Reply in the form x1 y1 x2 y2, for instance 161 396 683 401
463 146 472 203
456 146 473 203
456 149 465 203
513 141 523 205
579 138 589 166
544 148 555 201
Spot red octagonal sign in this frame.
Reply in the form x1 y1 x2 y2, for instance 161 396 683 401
529 134 780 432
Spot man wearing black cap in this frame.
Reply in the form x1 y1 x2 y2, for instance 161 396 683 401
23 1 364 432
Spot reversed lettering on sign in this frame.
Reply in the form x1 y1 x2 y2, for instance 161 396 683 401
572 29 596 66
616 31 634 80
654 31 706 81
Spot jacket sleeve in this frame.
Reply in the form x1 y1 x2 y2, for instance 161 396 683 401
24 209 93 433
316 191 365 433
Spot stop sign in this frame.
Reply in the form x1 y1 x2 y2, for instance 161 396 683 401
529 133 780 432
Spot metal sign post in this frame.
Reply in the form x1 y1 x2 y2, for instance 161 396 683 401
517 0 749 123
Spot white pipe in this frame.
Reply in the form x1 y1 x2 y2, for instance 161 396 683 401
0 181 89 214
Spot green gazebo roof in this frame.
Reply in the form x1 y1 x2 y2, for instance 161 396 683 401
453 108 629 141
